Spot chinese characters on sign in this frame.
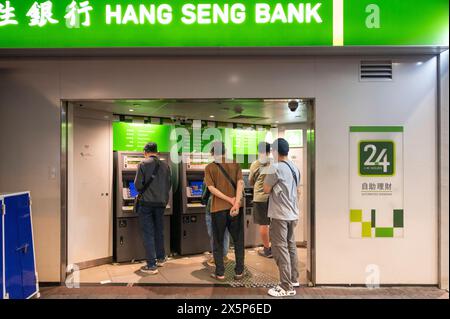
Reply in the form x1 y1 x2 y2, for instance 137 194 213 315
361 182 392 192
349 127 404 238
64 1 93 27
1 0 93 28
0 1 18 26
27 1 58 27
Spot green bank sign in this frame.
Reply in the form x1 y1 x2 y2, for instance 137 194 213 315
0 0 448 48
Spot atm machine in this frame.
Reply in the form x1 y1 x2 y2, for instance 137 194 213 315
113 151 173 263
172 153 211 255
242 169 263 248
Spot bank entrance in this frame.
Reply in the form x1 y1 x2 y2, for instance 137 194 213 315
61 98 315 287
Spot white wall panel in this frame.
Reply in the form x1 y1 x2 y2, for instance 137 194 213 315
313 57 438 284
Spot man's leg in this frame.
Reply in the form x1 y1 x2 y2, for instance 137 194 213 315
255 202 271 249
211 211 227 276
138 205 156 268
205 210 214 253
153 207 166 261
287 221 299 284
228 209 245 275
270 219 292 291
260 225 270 249
223 228 230 257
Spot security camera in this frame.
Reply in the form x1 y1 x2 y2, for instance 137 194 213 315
288 100 299 112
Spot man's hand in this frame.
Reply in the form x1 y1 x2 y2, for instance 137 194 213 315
230 206 239 217
229 202 240 217
227 196 236 205
263 184 272 194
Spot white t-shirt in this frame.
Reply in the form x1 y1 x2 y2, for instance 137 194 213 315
264 160 300 221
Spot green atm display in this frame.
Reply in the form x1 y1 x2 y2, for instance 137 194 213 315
112 122 271 155
112 122 172 152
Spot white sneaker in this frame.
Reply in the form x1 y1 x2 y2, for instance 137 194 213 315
292 282 300 288
268 285 296 297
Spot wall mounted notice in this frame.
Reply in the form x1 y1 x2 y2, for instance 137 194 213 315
112 122 172 152
349 126 404 238
284 129 303 147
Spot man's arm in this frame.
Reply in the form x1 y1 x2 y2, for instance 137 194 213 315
167 163 172 191
205 165 235 205
248 162 256 186
263 183 273 194
231 167 244 211
208 186 235 205
134 163 145 192
263 166 278 194
235 179 244 204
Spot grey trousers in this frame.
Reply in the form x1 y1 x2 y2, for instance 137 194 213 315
270 218 299 291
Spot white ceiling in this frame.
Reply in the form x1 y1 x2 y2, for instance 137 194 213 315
71 98 312 125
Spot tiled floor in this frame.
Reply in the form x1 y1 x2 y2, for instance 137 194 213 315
39 286 449 299
57 248 448 300
75 247 308 286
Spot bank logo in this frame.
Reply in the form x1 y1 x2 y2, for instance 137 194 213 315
359 140 395 176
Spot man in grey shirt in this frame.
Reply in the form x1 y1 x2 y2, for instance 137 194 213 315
264 138 300 297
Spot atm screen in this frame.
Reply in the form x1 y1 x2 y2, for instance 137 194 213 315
189 181 203 197
128 181 139 198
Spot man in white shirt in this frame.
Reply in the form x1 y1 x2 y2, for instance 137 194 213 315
264 138 301 297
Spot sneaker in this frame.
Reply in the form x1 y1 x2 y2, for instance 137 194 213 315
292 282 300 288
234 273 244 280
156 258 167 267
258 247 273 258
210 273 226 281
140 265 158 275
207 257 215 267
268 285 296 297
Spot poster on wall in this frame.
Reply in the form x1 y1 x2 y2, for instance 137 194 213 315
349 126 404 238
284 129 303 148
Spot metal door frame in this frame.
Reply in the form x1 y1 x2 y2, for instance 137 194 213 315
306 100 316 286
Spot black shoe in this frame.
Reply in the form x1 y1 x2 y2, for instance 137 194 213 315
156 257 168 267
258 247 273 258
140 265 158 275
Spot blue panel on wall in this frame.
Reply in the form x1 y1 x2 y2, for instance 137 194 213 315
4 195 23 299
16 194 37 298
2 192 38 299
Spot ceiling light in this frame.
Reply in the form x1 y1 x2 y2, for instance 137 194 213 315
209 115 215 118
129 109 134 112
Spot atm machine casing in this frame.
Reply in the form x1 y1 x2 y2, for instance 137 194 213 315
113 151 173 263
242 169 263 248
172 155 211 255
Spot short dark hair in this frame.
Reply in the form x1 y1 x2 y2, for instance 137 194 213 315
210 141 226 156
144 142 158 153
258 141 271 154
272 138 289 156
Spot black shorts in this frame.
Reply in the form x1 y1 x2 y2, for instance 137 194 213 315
253 201 270 225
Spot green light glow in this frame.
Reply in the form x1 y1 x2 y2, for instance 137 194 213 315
0 0 448 48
